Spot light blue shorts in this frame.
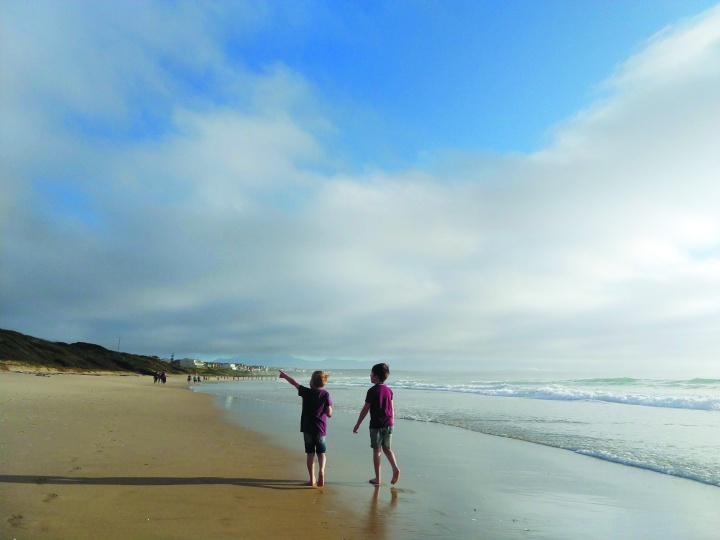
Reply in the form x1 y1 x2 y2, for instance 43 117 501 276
369 427 393 449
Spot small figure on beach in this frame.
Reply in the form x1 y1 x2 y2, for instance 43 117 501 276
153 372 159 383
187 374 192 384
160 372 167 383
279 369 333 487
353 363 400 486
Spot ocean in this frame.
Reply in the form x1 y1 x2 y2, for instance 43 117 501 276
191 370 720 538
193 370 720 488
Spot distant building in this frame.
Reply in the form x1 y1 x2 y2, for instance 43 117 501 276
219 363 238 370
176 358 205 368
246 365 269 372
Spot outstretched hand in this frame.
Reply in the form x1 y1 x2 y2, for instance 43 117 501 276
278 370 299 388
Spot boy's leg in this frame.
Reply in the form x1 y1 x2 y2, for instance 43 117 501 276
317 452 326 487
382 446 401 484
369 428 382 485
306 453 316 486
370 447 382 485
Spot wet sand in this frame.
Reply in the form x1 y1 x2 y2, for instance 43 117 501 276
0 370 364 539
3 369 720 539
196 379 720 540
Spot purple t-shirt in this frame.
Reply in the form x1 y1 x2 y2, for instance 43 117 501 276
298 385 332 436
365 384 394 429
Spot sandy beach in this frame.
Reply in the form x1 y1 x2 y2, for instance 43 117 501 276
0 370 363 539
3 369 720 540
195 376 720 540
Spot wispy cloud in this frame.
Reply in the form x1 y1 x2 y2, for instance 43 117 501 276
2 2 719 375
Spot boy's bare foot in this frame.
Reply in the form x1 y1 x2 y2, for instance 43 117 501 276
306 480 316 487
317 473 325 487
391 469 400 485
369 478 380 485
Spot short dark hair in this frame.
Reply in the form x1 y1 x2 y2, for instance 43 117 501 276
371 363 390 382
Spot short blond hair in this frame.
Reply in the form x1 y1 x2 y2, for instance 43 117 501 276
311 370 329 388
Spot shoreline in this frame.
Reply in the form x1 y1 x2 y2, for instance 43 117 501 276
195 378 720 540
0 371 367 539
5 369 720 539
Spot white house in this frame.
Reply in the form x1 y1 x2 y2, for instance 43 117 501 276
219 363 239 370
177 358 205 368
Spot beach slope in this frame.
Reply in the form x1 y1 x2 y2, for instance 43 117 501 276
0 371 360 540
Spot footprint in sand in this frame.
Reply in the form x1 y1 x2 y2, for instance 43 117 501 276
43 493 58 503
69 466 81 472
7 514 23 527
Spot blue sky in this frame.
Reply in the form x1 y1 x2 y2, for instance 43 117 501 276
2 1 720 375
219 0 717 163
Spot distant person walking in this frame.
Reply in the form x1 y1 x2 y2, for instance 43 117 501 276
279 370 333 487
353 363 400 486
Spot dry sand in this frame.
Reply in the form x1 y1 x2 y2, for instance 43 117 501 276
5 368 720 539
0 370 365 539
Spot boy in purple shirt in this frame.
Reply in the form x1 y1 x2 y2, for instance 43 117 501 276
279 370 333 487
353 363 401 485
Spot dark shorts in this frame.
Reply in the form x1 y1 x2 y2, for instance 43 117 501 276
369 426 393 449
303 432 327 454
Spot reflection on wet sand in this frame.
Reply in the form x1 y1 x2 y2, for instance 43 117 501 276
364 486 399 538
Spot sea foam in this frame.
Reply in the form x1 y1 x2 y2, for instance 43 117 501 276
331 377 720 411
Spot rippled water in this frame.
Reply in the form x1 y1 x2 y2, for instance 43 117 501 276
195 372 720 487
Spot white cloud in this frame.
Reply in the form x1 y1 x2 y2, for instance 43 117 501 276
2 2 719 376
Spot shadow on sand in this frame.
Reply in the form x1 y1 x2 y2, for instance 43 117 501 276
0 475 312 490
